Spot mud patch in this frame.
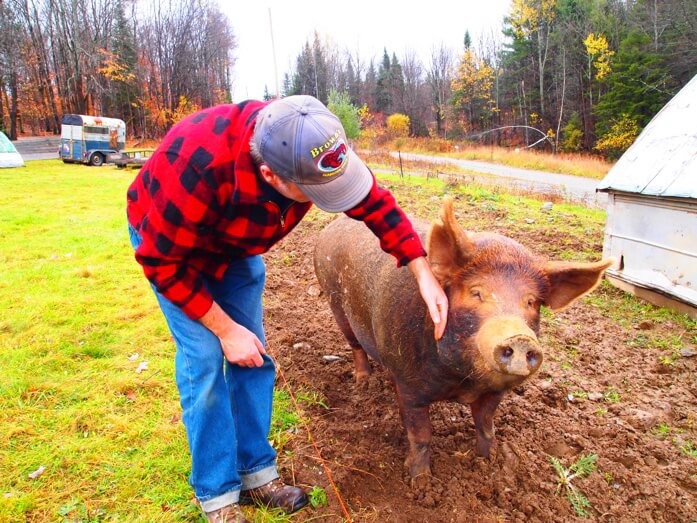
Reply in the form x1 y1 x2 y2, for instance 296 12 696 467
264 207 697 523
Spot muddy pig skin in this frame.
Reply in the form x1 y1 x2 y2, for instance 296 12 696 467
313 199 613 479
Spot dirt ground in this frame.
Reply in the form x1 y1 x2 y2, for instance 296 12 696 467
262 201 697 523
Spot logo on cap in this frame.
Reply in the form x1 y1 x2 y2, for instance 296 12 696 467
310 130 348 177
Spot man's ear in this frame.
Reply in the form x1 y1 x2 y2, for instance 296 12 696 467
259 164 275 184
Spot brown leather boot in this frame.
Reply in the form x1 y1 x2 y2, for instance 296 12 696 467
205 503 248 523
239 478 309 513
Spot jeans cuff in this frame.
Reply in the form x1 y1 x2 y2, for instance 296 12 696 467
198 490 240 513
240 464 279 491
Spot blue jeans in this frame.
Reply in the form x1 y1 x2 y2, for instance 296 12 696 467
128 224 278 512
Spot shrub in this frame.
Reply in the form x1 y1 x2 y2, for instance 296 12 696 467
594 114 640 159
327 90 361 139
386 113 411 138
561 112 584 153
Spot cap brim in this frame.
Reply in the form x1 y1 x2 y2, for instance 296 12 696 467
296 148 373 212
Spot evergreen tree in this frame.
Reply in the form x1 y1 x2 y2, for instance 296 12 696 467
363 59 377 110
291 42 315 96
390 52 405 113
346 58 360 104
375 48 392 113
281 73 293 97
263 85 274 101
107 0 137 124
594 31 673 138
311 32 329 103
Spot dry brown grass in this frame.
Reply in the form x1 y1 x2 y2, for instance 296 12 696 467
357 136 613 180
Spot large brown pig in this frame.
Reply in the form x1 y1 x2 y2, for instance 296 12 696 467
313 199 613 478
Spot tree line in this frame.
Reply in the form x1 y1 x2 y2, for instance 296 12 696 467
0 0 234 140
282 0 696 156
1 0 696 158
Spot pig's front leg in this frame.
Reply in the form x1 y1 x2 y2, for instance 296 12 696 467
351 345 372 382
394 382 433 478
468 391 504 458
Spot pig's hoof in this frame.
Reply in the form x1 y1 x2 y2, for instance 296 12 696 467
410 471 432 489
475 438 494 459
354 370 371 384
406 458 432 480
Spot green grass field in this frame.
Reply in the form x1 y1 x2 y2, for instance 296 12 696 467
0 160 205 521
1 159 693 522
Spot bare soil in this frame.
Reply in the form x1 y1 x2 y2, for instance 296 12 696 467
262 200 697 523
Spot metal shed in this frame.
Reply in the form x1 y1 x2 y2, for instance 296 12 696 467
596 74 697 318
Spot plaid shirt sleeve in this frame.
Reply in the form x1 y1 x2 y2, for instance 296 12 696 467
344 175 426 266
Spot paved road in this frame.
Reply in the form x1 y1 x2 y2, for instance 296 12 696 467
392 152 608 209
13 137 607 209
12 136 61 161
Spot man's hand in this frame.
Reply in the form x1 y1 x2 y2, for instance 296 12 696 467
200 302 266 367
218 322 267 367
408 256 449 340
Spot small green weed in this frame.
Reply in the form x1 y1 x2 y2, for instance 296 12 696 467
625 334 650 348
250 506 293 522
658 351 679 366
269 389 303 450
653 422 671 438
680 440 697 458
550 453 597 517
603 387 621 403
308 486 329 508
296 389 329 409
571 390 588 400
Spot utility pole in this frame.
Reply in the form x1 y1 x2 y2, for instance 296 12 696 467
268 8 280 99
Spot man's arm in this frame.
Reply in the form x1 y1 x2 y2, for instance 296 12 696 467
345 176 449 339
199 302 266 367
133 153 268 364
408 256 448 340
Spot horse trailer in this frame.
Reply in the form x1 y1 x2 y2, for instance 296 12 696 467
60 114 126 166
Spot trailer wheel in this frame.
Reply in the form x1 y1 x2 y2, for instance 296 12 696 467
89 152 105 166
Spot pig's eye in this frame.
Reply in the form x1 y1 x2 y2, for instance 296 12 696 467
471 288 483 301
526 296 536 308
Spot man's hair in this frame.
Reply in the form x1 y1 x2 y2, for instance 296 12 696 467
249 138 264 166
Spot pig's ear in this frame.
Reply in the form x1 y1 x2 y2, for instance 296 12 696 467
542 258 615 311
426 198 475 284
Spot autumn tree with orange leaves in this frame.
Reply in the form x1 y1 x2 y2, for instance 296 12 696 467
0 0 235 139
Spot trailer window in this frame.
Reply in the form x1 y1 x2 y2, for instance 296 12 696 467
84 126 109 135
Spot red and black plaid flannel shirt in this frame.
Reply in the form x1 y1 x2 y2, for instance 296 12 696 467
126 100 426 319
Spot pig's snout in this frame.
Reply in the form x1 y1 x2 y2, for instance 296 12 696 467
493 335 542 376
475 315 543 379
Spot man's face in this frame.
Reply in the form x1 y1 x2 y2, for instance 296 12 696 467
273 177 311 203
259 164 311 203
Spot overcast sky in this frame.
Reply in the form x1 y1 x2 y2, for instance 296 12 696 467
222 1 513 101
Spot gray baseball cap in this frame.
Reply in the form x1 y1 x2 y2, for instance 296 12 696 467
253 95 373 212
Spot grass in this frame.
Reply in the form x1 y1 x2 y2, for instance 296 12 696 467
583 281 696 333
361 137 613 179
445 144 611 179
371 170 607 257
0 160 317 522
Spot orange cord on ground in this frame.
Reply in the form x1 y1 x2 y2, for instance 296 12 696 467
275 362 354 523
